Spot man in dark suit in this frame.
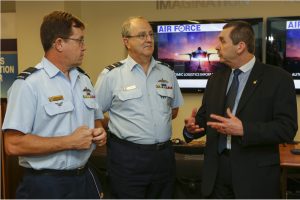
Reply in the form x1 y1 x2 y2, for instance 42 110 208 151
183 21 297 198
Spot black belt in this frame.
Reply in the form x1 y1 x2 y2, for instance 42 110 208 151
109 133 171 150
23 165 88 176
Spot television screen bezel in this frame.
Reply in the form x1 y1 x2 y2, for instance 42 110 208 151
266 16 300 93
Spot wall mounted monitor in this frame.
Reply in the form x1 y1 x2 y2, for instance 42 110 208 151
266 16 300 92
151 18 263 93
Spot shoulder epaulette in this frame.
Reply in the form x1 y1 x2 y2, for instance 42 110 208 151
16 67 38 80
77 67 90 79
105 61 124 71
158 61 174 71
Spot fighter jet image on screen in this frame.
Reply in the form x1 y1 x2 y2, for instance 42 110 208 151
157 31 222 73
179 47 218 71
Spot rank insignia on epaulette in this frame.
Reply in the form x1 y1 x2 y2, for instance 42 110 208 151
77 67 90 79
158 61 174 70
105 61 124 71
16 67 37 80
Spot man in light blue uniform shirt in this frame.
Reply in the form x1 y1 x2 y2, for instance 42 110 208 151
2 11 106 199
94 16 183 198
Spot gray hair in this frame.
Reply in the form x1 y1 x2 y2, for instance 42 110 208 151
121 16 148 37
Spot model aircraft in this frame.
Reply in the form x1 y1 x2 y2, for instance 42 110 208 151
179 47 218 70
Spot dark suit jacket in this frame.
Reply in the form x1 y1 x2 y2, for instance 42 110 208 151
184 61 298 198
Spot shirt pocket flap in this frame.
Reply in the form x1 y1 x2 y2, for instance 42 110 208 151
118 88 142 101
44 101 74 116
83 99 99 110
156 88 174 99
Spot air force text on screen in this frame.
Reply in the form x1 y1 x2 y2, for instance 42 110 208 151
286 20 300 29
157 23 226 33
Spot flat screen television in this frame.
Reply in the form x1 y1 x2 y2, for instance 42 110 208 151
266 16 300 92
151 18 263 92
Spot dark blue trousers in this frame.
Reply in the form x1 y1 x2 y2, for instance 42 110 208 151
107 136 176 199
209 150 235 199
16 166 102 199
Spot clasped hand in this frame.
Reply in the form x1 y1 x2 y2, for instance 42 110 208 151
71 126 107 149
92 127 107 147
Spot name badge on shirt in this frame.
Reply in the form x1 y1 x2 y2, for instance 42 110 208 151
48 95 64 102
124 85 137 91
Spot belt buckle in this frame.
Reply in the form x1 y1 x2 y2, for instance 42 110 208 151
156 142 165 150
76 165 85 175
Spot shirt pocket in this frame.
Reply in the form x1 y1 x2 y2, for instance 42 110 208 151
117 88 142 101
83 98 99 110
44 101 74 116
156 88 174 112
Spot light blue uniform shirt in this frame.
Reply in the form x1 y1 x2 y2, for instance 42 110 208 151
2 57 103 169
95 56 184 144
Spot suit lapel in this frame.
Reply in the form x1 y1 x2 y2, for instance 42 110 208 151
208 67 231 138
216 67 231 115
236 61 264 114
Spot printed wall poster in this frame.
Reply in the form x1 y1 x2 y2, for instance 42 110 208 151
1 39 18 98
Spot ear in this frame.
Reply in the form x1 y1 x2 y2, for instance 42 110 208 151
236 41 246 54
53 38 64 52
122 37 129 49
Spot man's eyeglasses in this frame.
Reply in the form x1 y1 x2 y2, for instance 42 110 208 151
63 38 85 46
126 33 155 40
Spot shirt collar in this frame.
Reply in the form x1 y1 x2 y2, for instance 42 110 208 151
40 57 60 78
126 55 137 71
41 57 79 79
235 56 256 73
126 55 156 71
